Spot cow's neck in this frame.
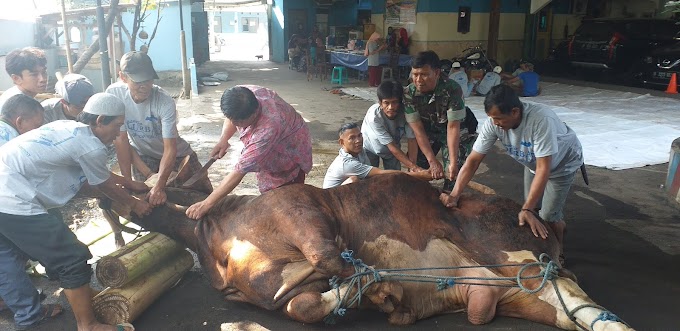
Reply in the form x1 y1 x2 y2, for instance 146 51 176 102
132 205 200 251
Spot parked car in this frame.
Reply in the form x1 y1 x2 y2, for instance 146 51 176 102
639 41 680 89
568 18 680 75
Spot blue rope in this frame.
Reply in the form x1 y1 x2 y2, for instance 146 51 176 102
590 311 623 330
324 251 632 330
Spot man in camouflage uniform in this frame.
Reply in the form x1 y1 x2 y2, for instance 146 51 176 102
404 50 477 191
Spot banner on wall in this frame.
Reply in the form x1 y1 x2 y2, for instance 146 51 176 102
386 0 417 25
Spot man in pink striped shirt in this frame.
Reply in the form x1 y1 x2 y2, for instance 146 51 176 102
186 85 312 219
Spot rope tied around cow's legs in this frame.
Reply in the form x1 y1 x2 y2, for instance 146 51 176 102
590 311 625 330
516 253 559 294
325 250 382 324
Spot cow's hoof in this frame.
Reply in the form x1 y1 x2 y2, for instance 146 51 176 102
388 307 416 325
285 292 327 323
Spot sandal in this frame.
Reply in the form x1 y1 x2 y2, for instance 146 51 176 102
14 303 63 330
1 289 47 312
117 322 136 331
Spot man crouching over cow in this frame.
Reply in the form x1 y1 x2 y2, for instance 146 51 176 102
186 85 312 219
0 93 150 331
440 85 583 266
323 122 431 188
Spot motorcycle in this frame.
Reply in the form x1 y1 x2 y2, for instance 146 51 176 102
440 44 498 76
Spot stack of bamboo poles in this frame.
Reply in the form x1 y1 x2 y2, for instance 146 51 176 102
93 233 193 324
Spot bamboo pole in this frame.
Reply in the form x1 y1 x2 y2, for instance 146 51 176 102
93 250 194 324
95 233 186 288
60 0 74 73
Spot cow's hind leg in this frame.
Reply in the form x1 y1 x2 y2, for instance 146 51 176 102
497 279 633 331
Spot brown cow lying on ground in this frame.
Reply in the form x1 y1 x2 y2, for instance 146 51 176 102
108 173 632 330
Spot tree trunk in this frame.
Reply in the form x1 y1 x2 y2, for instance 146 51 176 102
72 0 120 74
95 233 186 288
93 250 193 324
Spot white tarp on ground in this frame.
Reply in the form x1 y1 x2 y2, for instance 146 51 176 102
341 82 680 170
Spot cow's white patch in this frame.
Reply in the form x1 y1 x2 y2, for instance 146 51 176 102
358 235 505 318
229 238 256 262
502 250 537 264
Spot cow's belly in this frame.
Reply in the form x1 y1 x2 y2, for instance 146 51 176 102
358 235 514 319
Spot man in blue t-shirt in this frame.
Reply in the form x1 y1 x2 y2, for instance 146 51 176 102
506 62 540 97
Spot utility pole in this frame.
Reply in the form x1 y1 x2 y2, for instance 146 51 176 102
487 0 501 61
60 0 74 73
179 0 191 99
96 0 112 89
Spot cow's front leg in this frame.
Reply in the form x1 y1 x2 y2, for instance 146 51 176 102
285 277 404 324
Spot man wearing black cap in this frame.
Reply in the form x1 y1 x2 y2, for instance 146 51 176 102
107 51 211 207
41 73 95 123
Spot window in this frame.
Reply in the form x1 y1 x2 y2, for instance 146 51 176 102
242 17 258 33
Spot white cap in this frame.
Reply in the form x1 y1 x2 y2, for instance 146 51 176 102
83 93 125 117
493 66 502 73
452 61 461 69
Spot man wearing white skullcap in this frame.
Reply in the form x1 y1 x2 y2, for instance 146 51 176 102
0 92 148 331
41 73 95 123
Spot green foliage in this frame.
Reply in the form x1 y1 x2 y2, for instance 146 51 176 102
663 1 680 14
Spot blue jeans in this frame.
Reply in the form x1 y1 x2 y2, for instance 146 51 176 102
523 167 577 223
0 234 42 328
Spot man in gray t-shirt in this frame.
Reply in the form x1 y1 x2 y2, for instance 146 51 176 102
42 74 95 123
323 123 430 189
441 85 583 266
108 51 207 207
361 81 420 171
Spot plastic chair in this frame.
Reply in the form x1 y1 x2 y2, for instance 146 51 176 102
331 66 348 85
380 50 401 83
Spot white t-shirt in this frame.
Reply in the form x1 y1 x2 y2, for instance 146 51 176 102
106 82 192 159
472 102 583 178
367 41 380 67
362 103 414 160
0 120 19 147
0 86 26 111
476 72 501 95
323 148 373 188
0 120 111 215
41 98 71 123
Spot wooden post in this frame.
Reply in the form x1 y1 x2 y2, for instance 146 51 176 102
93 250 194 324
95 233 186 288
487 0 501 62
179 0 191 99
60 0 74 73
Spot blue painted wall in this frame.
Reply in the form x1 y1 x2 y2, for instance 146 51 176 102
119 1 194 71
271 0 286 62
329 0 358 26
270 0 317 63
215 12 237 33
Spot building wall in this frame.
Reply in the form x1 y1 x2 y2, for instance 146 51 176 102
211 6 269 60
367 0 582 66
118 1 195 72
0 19 36 90
270 0 317 63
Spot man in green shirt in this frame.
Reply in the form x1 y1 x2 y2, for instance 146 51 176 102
404 50 477 190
